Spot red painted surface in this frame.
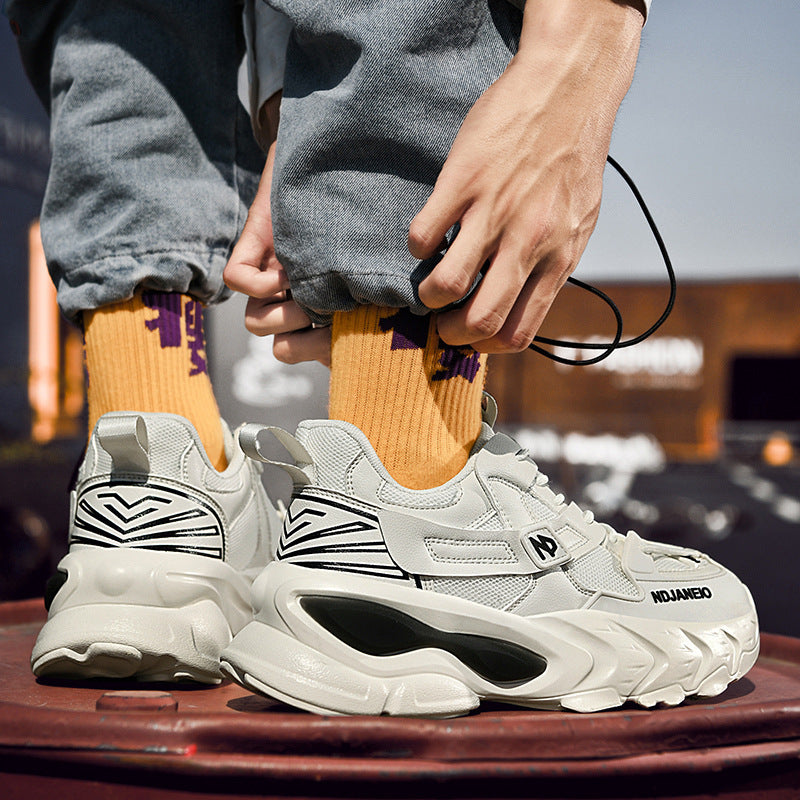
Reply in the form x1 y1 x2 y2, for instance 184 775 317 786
2 599 799 798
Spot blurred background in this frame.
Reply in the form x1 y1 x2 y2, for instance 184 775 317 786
1 2 798 634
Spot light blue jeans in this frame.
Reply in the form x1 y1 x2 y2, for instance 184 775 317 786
269 0 522 323
7 0 521 323
7 0 264 322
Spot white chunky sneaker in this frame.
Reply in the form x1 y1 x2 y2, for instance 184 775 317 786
220 399 759 716
31 412 280 683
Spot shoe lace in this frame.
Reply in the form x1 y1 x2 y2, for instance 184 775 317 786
515 447 596 526
527 156 676 366
515 447 664 559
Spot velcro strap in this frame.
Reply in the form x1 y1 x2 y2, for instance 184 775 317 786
378 506 572 577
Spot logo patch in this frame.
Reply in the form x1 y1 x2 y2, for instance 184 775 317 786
521 527 570 570
379 308 481 383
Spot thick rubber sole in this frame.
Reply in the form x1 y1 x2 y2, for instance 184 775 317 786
31 548 254 683
220 562 760 716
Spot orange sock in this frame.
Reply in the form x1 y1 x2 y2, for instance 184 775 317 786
329 306 487 489
83 291 227 471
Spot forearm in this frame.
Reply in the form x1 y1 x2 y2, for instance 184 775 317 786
513 0 644 150
413 0 647 352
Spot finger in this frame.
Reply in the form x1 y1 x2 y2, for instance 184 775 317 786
435 248 529 346
224 141 280 296
470 254 569 353
273 328 331 367
408 182 468 260
225 258 290 298
417 212 493 310
245 297 313 336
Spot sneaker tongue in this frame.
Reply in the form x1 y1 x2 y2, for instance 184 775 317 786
479 432 524 456
469 423 496 456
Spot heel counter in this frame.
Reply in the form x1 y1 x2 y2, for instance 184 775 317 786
70 478 226 559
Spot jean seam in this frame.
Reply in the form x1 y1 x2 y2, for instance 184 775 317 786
64 247 232 263
290 270 419 282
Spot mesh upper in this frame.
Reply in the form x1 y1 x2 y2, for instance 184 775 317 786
421 575 535 610
564 548 640 598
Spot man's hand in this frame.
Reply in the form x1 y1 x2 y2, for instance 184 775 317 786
224 116 331 366
411 0 644 353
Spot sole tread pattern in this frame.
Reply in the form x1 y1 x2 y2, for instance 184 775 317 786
221 599 760 716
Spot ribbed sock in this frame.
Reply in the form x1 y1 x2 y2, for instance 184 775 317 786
83 291 227 471
329 305 487 489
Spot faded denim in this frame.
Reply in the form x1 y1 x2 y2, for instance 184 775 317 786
7 0 265 322
7 0 521 322
267 0 522 324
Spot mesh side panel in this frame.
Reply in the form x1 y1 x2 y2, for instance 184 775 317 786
520 491 559 525
203 468 233 492
486 476 557 526
421 575 534 610
565 548 639 598
298 426 363 493
378 481 461 509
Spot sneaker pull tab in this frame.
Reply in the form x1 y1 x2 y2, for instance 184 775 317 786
481 392 498 427
238 424 316 487
96 415 150 474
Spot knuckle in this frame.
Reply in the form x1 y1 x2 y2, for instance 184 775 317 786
244 302 269 334
272 336 295 364
244 317 265 336
500 327 536 353
407 219 432 250
528 218 555 248
272 336 297 364
222 264 240 290
465 308 504 339
431 269 472 302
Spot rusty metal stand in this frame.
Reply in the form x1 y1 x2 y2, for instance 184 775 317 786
2 599 799 799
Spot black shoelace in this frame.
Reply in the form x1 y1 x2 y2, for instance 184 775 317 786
528 155 676 366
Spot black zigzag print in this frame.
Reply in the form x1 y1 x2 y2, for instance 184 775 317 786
278 492 408 581
71 481 225 559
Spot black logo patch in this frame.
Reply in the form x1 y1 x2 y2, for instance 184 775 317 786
528 533 559 561
521 527 570 570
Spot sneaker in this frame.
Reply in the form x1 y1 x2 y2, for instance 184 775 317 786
220 398 759 716
31 412 280 683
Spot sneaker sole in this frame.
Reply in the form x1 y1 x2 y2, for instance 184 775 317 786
32 549 254 683
220 562 759 716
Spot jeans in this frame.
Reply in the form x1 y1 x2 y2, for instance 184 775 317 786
7 0 264 322
269 0 522 324
7 0 521 323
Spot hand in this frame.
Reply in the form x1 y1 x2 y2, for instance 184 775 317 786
224 131 331 366
410 0 644 353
